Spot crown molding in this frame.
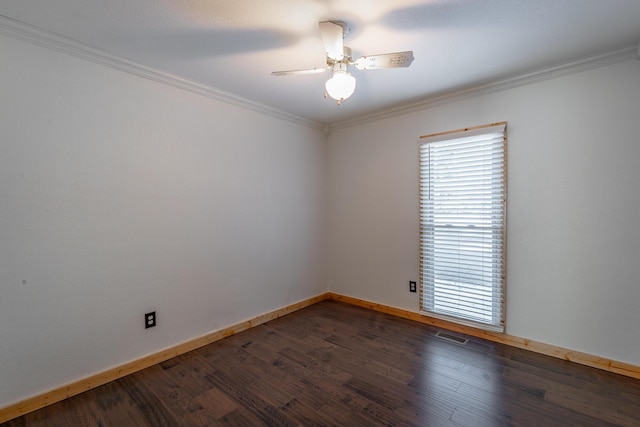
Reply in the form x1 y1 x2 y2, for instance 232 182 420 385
329 44 638 132
0 15 325 131
1 15 635 134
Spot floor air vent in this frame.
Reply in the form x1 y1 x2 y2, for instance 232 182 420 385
435 331 468 345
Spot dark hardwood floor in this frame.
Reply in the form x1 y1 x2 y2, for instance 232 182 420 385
4 300 640 426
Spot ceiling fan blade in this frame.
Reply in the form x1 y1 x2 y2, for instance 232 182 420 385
319 21 344 61
271 67 330 76
354 51 414 70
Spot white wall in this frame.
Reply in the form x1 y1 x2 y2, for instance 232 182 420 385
0 34 326 407
2 27 639 412
327 59 640 366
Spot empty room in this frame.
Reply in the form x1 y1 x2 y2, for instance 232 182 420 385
1 1 640 425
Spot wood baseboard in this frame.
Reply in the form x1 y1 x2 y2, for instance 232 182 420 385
326 292 640 380
3 291 639 423
0 293 328 424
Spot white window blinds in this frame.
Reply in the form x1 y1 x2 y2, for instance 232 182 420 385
418 122 506 332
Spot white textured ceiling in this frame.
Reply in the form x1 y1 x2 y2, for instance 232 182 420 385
1 0 640 126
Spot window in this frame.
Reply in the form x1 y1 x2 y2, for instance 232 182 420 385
418 122 506 332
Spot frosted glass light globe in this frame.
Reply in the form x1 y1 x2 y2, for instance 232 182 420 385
325 70 356 102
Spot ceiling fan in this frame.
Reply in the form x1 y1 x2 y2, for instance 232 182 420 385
272 21 414 105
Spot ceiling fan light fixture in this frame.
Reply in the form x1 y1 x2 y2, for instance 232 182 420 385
325 63 356 103
272 20 413 105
